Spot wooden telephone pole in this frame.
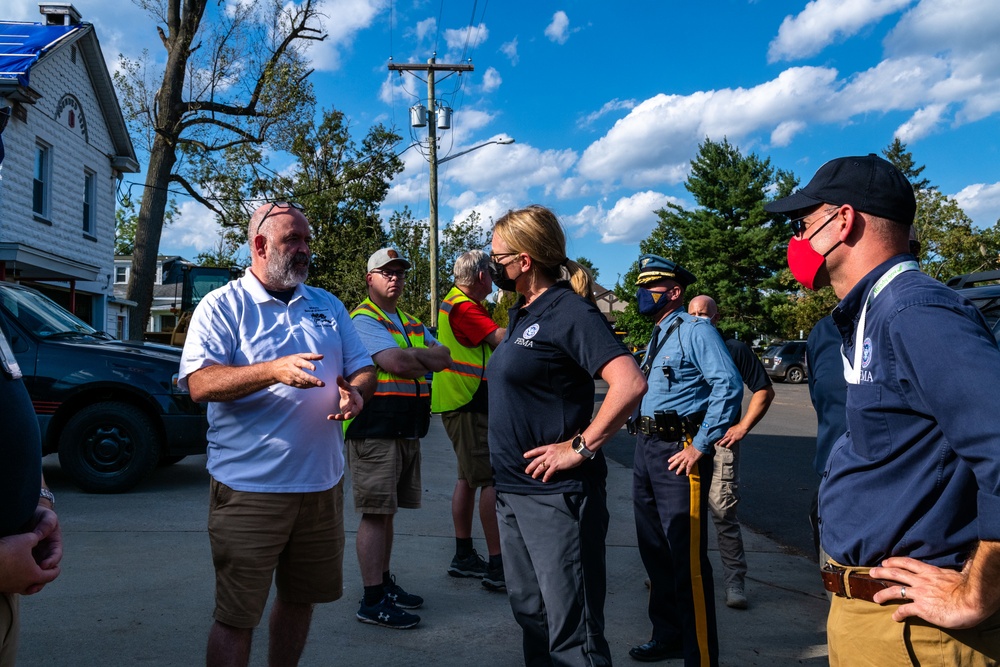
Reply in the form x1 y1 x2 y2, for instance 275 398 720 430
388 57 474 328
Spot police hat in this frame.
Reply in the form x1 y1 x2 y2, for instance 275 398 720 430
635 254 696 287
764 153 916 225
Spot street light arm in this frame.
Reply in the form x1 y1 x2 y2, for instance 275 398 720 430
438 137 515 164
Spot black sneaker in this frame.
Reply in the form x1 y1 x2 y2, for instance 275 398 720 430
481 562 506 592
384 575 423 609
356 596 420 629
448 550 488 578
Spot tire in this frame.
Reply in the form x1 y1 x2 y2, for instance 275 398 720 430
57 401 162 493
785 366 805 384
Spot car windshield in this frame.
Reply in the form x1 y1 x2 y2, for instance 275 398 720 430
0 287 101 338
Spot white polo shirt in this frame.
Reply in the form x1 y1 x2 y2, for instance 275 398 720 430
178 271 372 492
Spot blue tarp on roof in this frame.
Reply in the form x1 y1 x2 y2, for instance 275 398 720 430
0 21 81 88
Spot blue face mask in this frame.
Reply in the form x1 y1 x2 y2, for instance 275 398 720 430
636 288 671 316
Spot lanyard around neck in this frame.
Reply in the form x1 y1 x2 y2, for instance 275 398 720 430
842 260 920 384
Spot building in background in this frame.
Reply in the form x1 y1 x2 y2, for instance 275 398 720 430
0 3 139 334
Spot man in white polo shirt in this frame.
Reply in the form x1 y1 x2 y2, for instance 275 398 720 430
179 202 375 667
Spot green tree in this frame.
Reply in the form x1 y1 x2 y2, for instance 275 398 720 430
116 0 324 339
883 138 932 191
228 109 406 310
614 138 791 348
115 195 178 256
576 256 599 282
383 209 489 323
882 140 1000 281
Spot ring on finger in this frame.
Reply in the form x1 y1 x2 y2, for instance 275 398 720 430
900 586 907 599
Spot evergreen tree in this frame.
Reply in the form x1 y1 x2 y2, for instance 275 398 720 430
614 138 790 348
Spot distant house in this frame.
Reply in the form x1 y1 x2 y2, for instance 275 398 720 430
113 255 194 339
593 282 626 326
0 3 139 334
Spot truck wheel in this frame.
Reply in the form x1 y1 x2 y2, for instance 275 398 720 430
785 366 805 384
58 402 161 493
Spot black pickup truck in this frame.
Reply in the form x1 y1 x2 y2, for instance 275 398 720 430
0 281 207 493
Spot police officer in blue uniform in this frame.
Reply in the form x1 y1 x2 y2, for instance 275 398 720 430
766 154 1000 665
628 255 743 665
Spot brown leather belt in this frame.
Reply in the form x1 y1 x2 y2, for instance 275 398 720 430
821 564 903 603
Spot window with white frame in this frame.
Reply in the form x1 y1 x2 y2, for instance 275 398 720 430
115 265 129 284
83 170 96 234
33 141 51 217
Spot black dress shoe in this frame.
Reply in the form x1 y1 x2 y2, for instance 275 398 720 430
628 639 684 662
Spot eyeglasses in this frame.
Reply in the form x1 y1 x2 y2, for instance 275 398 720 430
489 252 518 263
254 201 304 237
789 206 838 236
371 268 407 280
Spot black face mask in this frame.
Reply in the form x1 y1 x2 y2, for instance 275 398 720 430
489 259 518 292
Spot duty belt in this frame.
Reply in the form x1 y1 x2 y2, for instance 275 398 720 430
821 563 904 604
635 411 705 440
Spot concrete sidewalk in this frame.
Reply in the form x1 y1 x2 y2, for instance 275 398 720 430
20 417 830 666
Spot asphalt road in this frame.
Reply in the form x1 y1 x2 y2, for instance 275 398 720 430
602 381 822 560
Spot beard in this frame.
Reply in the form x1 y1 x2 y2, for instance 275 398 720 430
264 246 310 290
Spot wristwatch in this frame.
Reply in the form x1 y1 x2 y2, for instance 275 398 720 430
39 488 55 508
572 434 594 459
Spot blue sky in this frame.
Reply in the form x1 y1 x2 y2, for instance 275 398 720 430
10 0 1000 287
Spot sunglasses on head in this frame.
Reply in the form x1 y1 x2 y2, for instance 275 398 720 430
254 201 304 236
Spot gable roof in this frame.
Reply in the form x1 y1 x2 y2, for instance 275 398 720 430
0 19 138 172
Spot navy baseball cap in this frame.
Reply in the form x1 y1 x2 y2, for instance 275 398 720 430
764 154 916 225
635 254 696 287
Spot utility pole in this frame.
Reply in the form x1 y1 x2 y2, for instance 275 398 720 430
388 56 473 328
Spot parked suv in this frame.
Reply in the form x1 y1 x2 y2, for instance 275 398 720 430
0 282 208 493
947 270 1000 342
762 340 808 384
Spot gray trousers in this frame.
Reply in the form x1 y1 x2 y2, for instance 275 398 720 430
709 444 747 589
496 487 611 667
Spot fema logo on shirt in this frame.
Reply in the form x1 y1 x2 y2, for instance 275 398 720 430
515 323 539 348
861 337 873 368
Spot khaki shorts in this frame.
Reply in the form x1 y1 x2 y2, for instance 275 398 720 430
0 593 18 667
442 411 494 488
208 478 345 628
346 438 421 513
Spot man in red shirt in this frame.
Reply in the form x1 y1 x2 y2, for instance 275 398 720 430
432 250 507 590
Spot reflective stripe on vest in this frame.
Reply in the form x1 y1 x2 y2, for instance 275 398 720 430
350 298 428 398
431 286 490 413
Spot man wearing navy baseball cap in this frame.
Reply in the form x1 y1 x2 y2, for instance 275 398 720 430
767 154 1000 664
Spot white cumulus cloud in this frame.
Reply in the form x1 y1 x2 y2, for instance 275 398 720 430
545 11 570 45
599 191 684 244
953 182 1000 228
481 67 502 93
162 201 226 254
894 104 947 142
769 0 915 62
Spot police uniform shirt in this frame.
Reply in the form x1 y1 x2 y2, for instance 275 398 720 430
640 310 743 454
820 254 1000 568
487 283 629 495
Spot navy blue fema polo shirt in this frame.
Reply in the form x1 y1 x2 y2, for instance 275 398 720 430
487 283 629 495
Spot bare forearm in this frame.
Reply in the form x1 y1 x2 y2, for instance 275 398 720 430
187 362 279 402
584 356 647 450
737 387 774 433
962 540 1000 618
347 365 377 402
